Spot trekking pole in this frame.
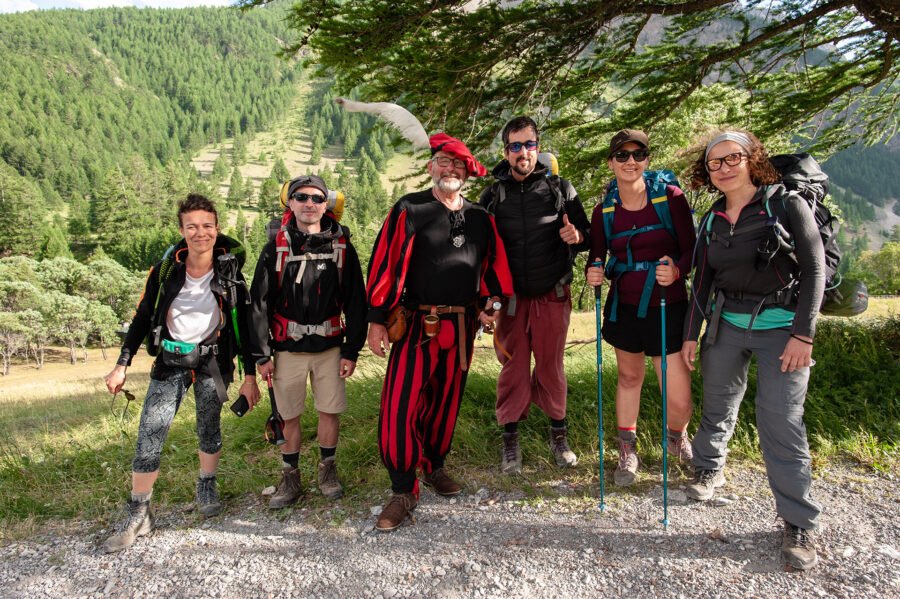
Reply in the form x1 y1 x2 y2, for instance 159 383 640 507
659 260 669 530
592 261 606 513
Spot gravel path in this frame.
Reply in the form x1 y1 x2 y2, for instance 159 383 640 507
2 464 897 599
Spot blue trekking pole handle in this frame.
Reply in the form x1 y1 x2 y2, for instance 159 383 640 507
592 260 606 512
659 260 669 529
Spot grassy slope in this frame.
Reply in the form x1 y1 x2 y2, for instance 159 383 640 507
1 300 896 539
191 78 420 231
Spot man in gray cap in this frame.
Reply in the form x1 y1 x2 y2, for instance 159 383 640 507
248 174 367 507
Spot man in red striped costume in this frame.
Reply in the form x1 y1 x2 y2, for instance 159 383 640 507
366 133 513 532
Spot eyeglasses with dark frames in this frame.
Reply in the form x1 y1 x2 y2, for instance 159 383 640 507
706 152 747 172
432 156 467 169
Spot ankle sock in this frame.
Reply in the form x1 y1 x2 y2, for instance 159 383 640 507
667 428 686 443
131 490 152 504
618 428 637 443
282 452 299 469
319 446 336 461
199 470 216 480
550 418 567 429
503 422 519 434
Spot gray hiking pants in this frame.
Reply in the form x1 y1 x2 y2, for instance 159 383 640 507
693 322 821 530
132 367 223 473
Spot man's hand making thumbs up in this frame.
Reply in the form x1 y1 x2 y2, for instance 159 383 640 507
559 213 582 245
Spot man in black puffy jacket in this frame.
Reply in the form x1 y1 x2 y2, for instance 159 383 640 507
480 116 591 474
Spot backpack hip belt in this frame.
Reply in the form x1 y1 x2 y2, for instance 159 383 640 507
705 285 794 346
271 313 343 342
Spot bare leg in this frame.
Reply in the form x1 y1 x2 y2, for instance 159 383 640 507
317 412 339 448
614 348 647 429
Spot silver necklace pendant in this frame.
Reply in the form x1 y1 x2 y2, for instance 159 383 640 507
452 234 465 248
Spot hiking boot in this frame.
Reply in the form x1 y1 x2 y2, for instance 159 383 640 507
782 522 819 570
196 475 222 517
501 432 522 475
375 493 417 532
685 468 726 501
268 466 303 509
317 457 343 500
102 500 154 553
549 427 578 467
614 439 639 487
421 467 462 496
667 432 694 466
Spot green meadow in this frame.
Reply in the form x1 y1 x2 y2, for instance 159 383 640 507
1 301 896 541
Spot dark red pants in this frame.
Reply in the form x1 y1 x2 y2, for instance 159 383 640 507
495 287 571 425
379 310 476 496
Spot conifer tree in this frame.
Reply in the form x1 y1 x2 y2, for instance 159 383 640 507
228 168 245 209
0 164 46 257
271 157 290 184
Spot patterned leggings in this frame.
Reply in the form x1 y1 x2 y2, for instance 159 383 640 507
132 367 223 473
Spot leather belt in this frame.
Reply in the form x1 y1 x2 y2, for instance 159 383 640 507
417 304 468 315
417 304 471 370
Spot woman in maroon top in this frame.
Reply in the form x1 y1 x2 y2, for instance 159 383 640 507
586 130 696 487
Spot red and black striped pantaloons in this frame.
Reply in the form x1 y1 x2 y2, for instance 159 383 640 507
379 310 476 496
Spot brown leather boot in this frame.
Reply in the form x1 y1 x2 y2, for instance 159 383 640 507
317 457 343 500
375 493 417 532
421 467 462 496
268 466 302 509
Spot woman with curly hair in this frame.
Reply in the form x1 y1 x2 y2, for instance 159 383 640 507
682 129 825 570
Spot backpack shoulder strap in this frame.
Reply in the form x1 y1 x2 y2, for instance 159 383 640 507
547 175 565 213
274 210 294 288
484 181 504 213
646 171 678 241
601 197 616 250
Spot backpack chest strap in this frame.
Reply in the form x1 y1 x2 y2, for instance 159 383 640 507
278 248 343 286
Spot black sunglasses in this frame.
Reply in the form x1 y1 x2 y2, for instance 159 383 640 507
289 192 327 204
611 149 649 163
505 140 538 153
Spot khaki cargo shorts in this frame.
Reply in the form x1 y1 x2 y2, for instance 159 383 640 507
271 347 346 419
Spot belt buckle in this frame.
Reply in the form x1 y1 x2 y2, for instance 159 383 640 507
436 305 449 315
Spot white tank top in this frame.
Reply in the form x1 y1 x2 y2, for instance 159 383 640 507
166 269 219 343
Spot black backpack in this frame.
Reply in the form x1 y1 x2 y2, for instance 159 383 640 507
766 153 867 317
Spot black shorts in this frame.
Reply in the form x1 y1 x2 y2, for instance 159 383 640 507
601 300 686 357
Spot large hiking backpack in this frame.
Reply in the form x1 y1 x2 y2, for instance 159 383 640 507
766 153 867 316
271 209 348 288
266 208 350 343
600 169 682 321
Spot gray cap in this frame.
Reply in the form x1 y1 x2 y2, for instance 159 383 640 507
287 174 328 198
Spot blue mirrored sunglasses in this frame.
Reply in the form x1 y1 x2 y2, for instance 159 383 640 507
505 140 538 153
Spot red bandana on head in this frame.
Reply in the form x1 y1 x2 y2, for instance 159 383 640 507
429 133 487 178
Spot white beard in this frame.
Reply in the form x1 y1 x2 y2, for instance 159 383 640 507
436 177 462 193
